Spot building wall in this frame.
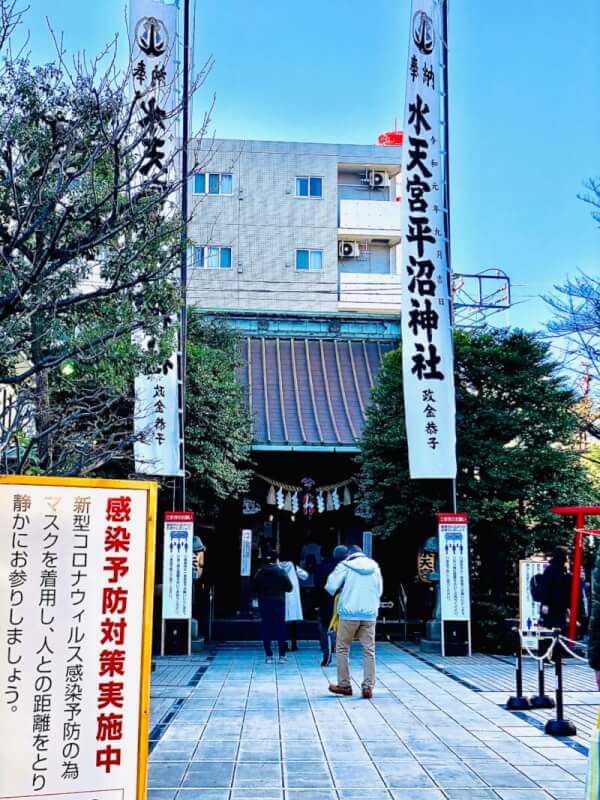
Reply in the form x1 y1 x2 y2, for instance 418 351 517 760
187 138 402 314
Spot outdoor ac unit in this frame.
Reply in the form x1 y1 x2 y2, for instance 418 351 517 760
368 170 390 189
338 240 361 258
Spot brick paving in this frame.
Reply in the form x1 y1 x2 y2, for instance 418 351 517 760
147 643 589 799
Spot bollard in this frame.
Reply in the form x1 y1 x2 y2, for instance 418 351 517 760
506 629 532 710
545 629 576 737
529 640 555 709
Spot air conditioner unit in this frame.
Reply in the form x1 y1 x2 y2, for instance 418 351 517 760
368 170 390 189
338 240 361 258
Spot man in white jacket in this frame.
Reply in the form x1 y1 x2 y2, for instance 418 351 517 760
325 545 383 699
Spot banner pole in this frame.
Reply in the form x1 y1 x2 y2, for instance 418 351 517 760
441 0 457 514
178 0 190 510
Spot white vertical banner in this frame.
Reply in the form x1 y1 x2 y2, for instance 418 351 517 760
400 0 457 479
130 0 183 477
162 512 194 619
129 0 179 168
134 365 181 476
438 513 470 622
240 530 252 577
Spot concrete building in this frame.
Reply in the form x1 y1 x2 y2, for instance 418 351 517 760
187 138 408 634
187 138 402 316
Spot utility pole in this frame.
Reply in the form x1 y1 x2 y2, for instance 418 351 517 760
177 0 190 511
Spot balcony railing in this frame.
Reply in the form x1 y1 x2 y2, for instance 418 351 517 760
338 199 401 233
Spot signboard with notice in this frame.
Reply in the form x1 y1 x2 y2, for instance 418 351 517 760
162 511 194 620
438 513 471 656
0 475 157 800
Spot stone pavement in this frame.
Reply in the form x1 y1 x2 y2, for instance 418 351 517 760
147 642 589 800
408 643 598 749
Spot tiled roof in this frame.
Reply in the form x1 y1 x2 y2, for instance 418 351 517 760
238 337 395 448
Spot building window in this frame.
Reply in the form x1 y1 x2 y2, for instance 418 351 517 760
193 172 233 195
295 176 322 198
296 249 323 271
192 246 232 269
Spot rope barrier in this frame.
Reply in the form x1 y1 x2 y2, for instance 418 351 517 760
559 633 588 648
558 635 588 663
517 630 556 663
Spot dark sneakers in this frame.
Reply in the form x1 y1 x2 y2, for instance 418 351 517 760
321 654 332 667
328 684 352 696
362 687 373 699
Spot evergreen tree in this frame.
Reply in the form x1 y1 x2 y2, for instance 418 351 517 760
358 329 595 636
184 312 252 516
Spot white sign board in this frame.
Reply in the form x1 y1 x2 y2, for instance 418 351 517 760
400 0 457 479
240 530 252 577
362 531 373 559
162 512 194 620
519 559 549 649
0 476 156 800
438 513 470 621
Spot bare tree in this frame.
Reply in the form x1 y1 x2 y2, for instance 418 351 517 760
0 7 214 474
545 178 600 440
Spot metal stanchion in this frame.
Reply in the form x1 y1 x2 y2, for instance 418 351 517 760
545 629 576 737
529 637 555 709
506 628 532 710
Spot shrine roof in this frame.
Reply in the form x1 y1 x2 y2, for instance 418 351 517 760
238 336 396 452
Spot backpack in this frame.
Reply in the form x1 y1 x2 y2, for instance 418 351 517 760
530 572 544 603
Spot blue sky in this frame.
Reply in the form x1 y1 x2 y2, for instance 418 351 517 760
22 0 600 335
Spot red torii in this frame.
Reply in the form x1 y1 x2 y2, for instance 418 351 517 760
550 505 600 641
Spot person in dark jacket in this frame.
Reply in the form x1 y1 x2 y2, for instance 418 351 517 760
253 550 293 663
539 546 572 634
314 545 348 667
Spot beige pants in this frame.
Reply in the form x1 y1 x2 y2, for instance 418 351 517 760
336 618 376 690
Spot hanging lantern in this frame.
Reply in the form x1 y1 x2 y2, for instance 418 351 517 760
301 476 316 491
284 491 292 512
276 487 285 510
242 498 261 515
326 491 334 512
267 485 276 505
343 485 352 506
355 501 373 520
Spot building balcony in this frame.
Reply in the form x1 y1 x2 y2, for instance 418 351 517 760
337 273 401 315
338 199 401 240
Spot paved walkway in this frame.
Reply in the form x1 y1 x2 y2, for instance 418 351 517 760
408 643 598 749
147 643 588 800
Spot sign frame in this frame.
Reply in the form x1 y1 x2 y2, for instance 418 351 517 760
162 511 194 621
519 558 549 650
0 474 157 800
161 511 194 657
438 512 471 656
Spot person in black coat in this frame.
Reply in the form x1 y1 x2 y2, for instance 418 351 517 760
253 550 293 663
314 545 348 667
539 546 572 634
